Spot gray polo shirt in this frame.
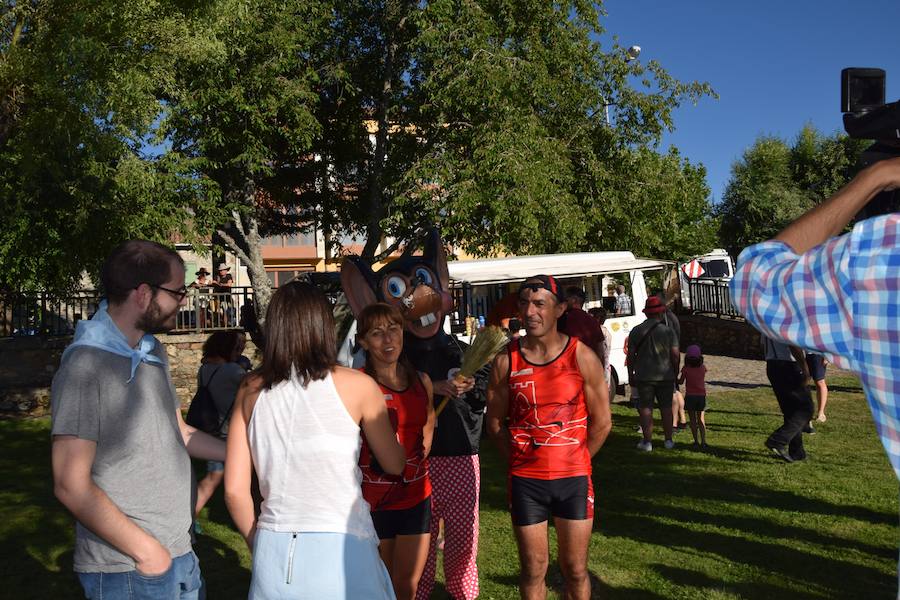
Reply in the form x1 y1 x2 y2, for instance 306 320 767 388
51 346 193 573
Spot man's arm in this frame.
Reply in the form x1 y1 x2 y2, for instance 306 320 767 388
775 157 900 254
52 436 172 575
670 333 681 381
177 409 226 461
485 351 511 461
790 345 811 386
575 342 612 457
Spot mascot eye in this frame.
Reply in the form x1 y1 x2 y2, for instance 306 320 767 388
386 276 407 298
415 268 434 285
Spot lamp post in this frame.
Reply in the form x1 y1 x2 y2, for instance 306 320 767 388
605 45 642 125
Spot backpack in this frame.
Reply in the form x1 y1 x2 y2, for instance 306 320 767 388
185 366 223 435
627 320 661 383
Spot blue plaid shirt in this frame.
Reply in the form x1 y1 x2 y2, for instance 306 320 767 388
730 213 900 480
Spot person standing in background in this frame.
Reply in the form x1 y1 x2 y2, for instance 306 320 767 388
806 353 829 423
194 331 247 520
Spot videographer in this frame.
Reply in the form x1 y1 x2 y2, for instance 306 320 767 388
731 156 900 470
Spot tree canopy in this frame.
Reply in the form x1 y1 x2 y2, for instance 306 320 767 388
717 124 868 256
1 0 718 301
0 0 222 291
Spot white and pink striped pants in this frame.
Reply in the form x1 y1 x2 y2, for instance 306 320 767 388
415 454 480 600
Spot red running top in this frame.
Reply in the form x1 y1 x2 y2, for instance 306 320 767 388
359 373 432 511
506 337 591 480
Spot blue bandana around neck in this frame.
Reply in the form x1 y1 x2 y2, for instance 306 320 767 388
61 300 164 382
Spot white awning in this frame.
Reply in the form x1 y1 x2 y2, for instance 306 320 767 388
447 252 674 285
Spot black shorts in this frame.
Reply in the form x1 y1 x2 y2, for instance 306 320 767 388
684 394 707 412
371 496 432 539
805 354 827 382
509 475 594 526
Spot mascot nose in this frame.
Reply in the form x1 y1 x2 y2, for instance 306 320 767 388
402 281 444 319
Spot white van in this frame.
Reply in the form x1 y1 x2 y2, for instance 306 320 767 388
446 251 674 400
678 249 735 311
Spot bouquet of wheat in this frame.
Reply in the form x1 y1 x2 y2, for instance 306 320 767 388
435 326 509 416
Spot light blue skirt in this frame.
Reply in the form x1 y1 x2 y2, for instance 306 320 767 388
250 529 395 599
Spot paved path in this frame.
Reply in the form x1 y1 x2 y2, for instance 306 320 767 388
694 354 853 394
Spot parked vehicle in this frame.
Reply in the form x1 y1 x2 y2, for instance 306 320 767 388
446 251 674 400
677 249 735 311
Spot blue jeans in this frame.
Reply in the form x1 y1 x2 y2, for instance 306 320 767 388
78 551 204 600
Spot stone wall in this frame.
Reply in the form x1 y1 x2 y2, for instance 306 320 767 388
677 314 763 360
0 336 69 417
0 334 258 419
1 314 757 418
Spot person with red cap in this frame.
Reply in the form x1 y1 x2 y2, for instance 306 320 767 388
486 274 611 600
628 296 681 451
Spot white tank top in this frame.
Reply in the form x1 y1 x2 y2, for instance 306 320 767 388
248 371 376 539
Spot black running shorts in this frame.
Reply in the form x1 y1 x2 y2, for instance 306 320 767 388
509 475 594 526
371 496 432 539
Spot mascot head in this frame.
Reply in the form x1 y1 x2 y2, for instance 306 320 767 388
340 230 455 339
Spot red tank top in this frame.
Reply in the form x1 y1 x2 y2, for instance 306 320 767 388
506 337 591 479
359 372 432 511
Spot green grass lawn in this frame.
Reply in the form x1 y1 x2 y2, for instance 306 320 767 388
2 374 897 599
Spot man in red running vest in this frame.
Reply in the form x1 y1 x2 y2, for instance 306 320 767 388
486 275 612 600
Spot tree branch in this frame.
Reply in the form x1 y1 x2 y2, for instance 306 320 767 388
216 228 252 267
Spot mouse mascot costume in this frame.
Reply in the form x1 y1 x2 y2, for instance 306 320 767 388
341 230 485 600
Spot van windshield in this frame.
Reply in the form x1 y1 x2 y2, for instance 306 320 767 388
589 273 634 318
701 259 730 278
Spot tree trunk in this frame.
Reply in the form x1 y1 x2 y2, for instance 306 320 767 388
361 14 396 260
216 181 272 329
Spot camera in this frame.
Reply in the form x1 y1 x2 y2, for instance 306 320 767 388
841 68 900 219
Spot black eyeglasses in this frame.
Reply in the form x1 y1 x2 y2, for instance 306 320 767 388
149 284 189 301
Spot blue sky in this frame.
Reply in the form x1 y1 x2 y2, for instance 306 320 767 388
601 0 900 203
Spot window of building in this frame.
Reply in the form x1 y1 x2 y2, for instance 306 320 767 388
265 268 315 287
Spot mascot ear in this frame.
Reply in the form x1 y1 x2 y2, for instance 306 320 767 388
422 229 450 290
340 257 378 317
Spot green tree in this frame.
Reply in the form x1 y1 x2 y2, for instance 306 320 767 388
1 0 717 308
0 0 220 291
160 0 333 319
717 125 868 256
352 0 717 260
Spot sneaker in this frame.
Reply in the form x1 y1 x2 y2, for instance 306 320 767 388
764 440 794 462
664 439 675 450
701 442 710 450
803 422 816 434
636 440 653 452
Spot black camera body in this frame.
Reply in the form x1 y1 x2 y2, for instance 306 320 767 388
842 68 900 219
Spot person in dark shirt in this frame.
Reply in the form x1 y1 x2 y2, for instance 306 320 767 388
559 286 603 356
629 297 680 451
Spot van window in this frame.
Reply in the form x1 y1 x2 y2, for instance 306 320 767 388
701 259 730 278
592 274 635 317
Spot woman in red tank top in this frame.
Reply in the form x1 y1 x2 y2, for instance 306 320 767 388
357 303 436 600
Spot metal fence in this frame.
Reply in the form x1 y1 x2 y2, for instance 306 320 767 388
687 280 742 318
1 287 256 337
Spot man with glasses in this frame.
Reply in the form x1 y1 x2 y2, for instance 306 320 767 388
51 240 226 599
